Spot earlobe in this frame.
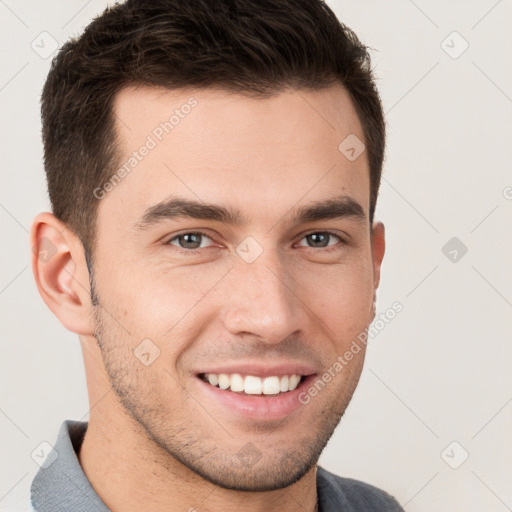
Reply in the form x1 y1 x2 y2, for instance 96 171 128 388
30 212 95 335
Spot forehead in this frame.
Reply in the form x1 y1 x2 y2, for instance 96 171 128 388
101 84 369 229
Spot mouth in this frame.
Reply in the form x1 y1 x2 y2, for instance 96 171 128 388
194 368 317 421
198 372 307 396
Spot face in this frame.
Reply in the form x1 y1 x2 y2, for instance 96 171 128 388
89 84 384 491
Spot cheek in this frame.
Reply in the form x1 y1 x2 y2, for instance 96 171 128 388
297 260 374 332
105 261 230 343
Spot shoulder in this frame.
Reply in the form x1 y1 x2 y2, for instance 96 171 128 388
317 466 404 512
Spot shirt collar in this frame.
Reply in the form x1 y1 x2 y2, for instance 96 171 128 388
30 420 109 512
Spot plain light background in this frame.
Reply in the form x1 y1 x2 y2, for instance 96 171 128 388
1 1 511 510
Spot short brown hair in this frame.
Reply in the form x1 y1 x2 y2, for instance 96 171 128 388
41 0 385 266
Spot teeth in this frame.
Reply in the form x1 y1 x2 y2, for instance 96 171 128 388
203 373 303 395
218 373 230 390
289 374 301 391
262 376 281 395
230 373 244 392
244 376 262 394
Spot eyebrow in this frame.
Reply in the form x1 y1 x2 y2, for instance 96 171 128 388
133 194 366 230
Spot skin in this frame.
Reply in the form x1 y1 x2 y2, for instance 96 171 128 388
31 84 385 512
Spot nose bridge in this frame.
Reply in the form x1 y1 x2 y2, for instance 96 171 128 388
221 246 301 343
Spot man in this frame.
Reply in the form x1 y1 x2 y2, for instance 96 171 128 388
29 0 402 510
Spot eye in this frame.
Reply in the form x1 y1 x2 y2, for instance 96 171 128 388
295 231 343 249
167 231 215 251
165 230 346 255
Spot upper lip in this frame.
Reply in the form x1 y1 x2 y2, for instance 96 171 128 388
195 362 318 378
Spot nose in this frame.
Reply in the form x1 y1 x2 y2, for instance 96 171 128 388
220 249 303 345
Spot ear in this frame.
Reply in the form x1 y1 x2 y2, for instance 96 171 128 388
30 212 95 335
369 221 385 320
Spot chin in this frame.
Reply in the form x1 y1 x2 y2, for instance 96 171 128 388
178 450 318 492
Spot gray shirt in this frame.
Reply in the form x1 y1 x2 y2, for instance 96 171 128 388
30 420 403 511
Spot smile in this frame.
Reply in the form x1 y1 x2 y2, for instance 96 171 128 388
194 363 318 420
200 373 305 395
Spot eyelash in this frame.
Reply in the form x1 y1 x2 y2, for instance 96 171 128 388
166 230 347 255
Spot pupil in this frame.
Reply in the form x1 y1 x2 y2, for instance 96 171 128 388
308 233 328 247
182 233 201 248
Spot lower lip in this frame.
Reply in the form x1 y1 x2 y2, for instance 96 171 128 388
195 375 317 422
